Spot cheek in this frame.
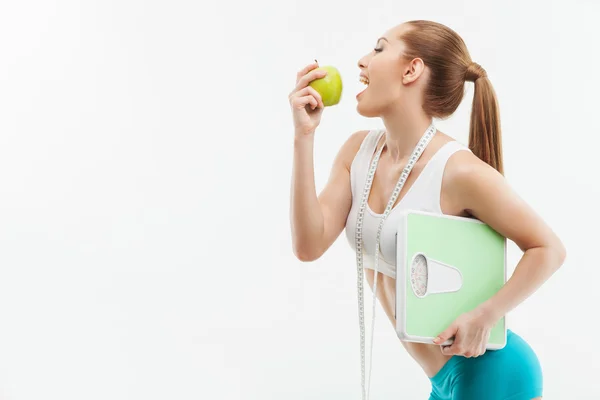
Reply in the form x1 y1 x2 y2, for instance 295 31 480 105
371 66 402 99
371 56 399 82
357 59 404 116
368 79 402 107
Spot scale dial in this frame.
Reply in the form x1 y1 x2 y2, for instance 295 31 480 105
410 254 428 297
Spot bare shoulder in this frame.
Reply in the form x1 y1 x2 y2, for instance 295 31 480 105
440 143 565 256
440 145 503 215
335 129 371 169
307 129 372 260
444 147 495 183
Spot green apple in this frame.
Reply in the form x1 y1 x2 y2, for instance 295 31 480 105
309 66 343 107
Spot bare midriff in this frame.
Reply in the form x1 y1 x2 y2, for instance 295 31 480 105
364 268 453 378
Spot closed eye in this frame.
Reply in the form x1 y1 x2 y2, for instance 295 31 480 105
373 47 382 53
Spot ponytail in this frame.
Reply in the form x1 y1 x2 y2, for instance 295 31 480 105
400 21 504 175
466 62 504 175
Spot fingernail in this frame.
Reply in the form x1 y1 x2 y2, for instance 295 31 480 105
433 337 440 343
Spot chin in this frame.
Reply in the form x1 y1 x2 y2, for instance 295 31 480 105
356 101 380 118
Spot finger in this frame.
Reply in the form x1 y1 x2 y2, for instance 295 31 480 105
294 68 328 92
440 338 465 355
462 333 477 357
290 87 324 109
291 94 318 110
476 335 486 357
471 331 487 357
478 344 486 357
479 335 489 356
305 86 324 108
307 96 318 110
433 324 458 345
446 331 471 356
441 343 464 356
296 61 320 83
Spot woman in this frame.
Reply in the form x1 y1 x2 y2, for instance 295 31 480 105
289 20 565 400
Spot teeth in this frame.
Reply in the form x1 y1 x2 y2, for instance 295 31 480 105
359 76 369 85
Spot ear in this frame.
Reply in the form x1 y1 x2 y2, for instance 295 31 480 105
402 57 425 84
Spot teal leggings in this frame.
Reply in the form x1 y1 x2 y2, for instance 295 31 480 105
429 330 543 400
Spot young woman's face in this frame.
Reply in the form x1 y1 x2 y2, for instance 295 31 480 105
356 25 421 118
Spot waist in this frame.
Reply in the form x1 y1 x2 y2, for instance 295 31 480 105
402 341 454 378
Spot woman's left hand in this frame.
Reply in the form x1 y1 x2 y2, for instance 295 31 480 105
432 307 499 358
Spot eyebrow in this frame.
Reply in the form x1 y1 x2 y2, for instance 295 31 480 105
377 37 389 43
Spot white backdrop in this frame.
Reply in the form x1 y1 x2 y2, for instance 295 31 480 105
0 0 598 399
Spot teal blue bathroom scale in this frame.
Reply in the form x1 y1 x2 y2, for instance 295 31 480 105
395 210 507 349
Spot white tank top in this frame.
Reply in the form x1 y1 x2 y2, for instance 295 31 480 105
344 129 471 279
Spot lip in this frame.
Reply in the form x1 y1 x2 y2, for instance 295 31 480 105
356 87 367 99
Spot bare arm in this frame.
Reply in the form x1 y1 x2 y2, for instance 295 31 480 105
444 152 567 320
290 130 368 261
433 152 567 354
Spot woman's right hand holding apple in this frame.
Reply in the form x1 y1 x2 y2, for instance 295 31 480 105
288 62 327 138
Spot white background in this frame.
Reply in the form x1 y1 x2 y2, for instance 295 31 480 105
0 0 598 399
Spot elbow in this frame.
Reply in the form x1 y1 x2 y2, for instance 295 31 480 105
296 251 318 262
292 243 322 262
547 236 567 270
555 240 567 267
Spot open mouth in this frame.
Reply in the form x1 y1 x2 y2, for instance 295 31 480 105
357 76 369 98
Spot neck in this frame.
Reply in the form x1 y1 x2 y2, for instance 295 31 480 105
380 107 434 163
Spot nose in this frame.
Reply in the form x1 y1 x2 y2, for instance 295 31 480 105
357 53 369 70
